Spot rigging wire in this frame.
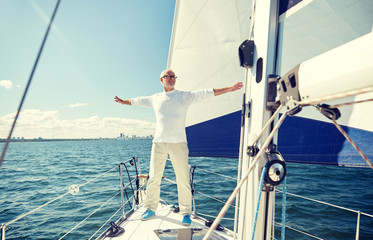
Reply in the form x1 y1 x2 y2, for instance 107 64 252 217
312 96 373 169
0 0 62 167
331 119 373 169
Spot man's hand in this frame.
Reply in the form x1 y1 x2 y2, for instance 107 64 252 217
230 82 243 92
114 96 132 105
213 82 243 96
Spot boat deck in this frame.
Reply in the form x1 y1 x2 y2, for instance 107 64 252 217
101 198 233 239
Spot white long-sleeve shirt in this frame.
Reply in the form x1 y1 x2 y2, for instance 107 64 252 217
131 89 214 143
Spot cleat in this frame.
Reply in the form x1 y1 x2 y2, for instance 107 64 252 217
140 208 155 221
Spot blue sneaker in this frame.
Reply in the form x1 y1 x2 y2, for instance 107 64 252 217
182 214 191 226
140 208 155 221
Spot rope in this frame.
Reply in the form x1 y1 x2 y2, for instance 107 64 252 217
299 86 373 106
281 178 287 240
331 120 373 169
0 0 62 167
59 191 121 239
203 109 288 240
329 98 373 108
251 165 267 240
252 105 283 146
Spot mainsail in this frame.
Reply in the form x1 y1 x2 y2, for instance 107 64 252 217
168 0 373 167
167 0 251 157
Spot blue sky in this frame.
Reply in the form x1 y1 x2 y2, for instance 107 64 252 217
0 0 176 138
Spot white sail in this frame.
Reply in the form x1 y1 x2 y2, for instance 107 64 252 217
168 0 251 128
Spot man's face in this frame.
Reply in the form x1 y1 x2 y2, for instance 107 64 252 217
161 70 176 90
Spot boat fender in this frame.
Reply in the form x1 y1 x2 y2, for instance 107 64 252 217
105 222 125 237
205 220 225 231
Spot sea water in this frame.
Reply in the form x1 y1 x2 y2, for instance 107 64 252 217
0 140 372 239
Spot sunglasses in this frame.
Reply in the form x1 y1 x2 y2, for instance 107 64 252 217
162 75 177 79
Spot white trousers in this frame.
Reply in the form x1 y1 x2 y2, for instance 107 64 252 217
145 142 192 214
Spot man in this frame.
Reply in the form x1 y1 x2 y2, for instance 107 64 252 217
114 69 242 225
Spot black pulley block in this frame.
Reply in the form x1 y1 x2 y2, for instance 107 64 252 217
239 40 255 68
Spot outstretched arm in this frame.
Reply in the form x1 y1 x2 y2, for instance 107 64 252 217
114 96 132 105
213 82 243 96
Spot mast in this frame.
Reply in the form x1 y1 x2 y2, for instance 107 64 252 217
237 0 279 239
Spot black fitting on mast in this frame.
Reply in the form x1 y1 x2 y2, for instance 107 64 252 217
246 145 259 157
267 75 281 111
264 148 286 187
277 64 303 116
316 104 341 120
239 40 255 68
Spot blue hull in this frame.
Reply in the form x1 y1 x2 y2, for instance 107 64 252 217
186 111 372 167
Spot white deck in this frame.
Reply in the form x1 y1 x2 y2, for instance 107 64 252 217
101 193 234 240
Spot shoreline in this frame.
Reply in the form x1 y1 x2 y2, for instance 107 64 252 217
0 138 152 143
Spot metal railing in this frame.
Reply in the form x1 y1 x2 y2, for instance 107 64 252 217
0 157 140 240
276 187 373 240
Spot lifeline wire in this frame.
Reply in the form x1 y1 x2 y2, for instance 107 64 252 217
3 164 117 229
198 168 237 181
203 109 288 240
0 0 62 167
332 120 373 169
59 191 121 240
274 222 323 240
276 190 373 217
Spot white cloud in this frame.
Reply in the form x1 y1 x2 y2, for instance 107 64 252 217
0 80 13 90
0 109 155 139
68 102 88 108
